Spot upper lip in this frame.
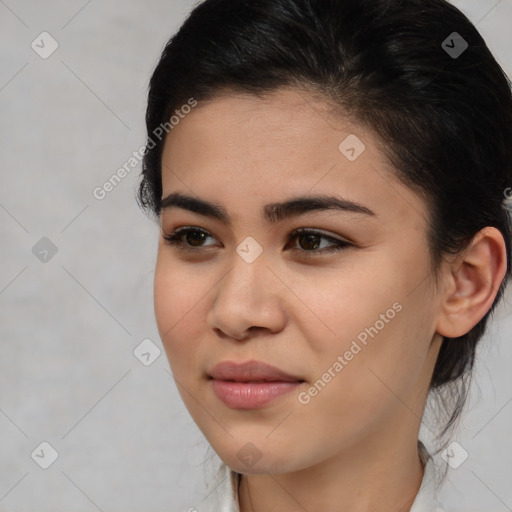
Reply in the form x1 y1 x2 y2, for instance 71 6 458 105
209 360 304 382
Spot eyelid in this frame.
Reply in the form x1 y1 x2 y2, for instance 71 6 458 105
290 227 352 245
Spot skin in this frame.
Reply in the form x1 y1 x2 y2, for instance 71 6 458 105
153 88 507 512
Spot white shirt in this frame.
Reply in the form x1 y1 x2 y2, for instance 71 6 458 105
179 441 445 512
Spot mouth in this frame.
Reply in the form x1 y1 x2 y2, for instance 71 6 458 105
208 360 305 409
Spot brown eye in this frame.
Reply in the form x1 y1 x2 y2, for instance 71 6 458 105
162 227 217 250
163 226 352 258
184 229 209 246
287 228 352 258
297 233 322 250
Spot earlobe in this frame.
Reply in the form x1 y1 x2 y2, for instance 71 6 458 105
436 227 508 338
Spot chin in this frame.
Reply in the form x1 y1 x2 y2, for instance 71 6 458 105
210 436 315 475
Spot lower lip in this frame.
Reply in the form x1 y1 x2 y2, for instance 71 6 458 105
211 379 303 409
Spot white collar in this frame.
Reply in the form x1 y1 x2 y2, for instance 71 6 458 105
186 441 444 512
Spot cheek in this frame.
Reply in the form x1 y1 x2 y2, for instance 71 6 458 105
292 312 421 456
282 260 403 358
311 298 433 426
153 254 207 372
288 256 431 406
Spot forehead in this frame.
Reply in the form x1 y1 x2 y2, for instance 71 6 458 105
160 88 427 230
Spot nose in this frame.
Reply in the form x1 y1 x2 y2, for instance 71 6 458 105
205 248 287 341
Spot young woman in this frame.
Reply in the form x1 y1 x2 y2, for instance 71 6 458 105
137 0 512 510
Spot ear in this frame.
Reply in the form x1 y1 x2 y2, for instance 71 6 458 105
436 227 508 338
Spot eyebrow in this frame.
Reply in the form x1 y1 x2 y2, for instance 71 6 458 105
159 192 376 224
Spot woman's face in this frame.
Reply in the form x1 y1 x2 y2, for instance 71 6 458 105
154 88 444 474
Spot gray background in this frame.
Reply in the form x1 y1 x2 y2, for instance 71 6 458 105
0 1 511 511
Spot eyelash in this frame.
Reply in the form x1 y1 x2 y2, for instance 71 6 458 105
162 226 352 258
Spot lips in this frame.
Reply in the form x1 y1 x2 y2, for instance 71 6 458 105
209 360 304 383
208 360 305 409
